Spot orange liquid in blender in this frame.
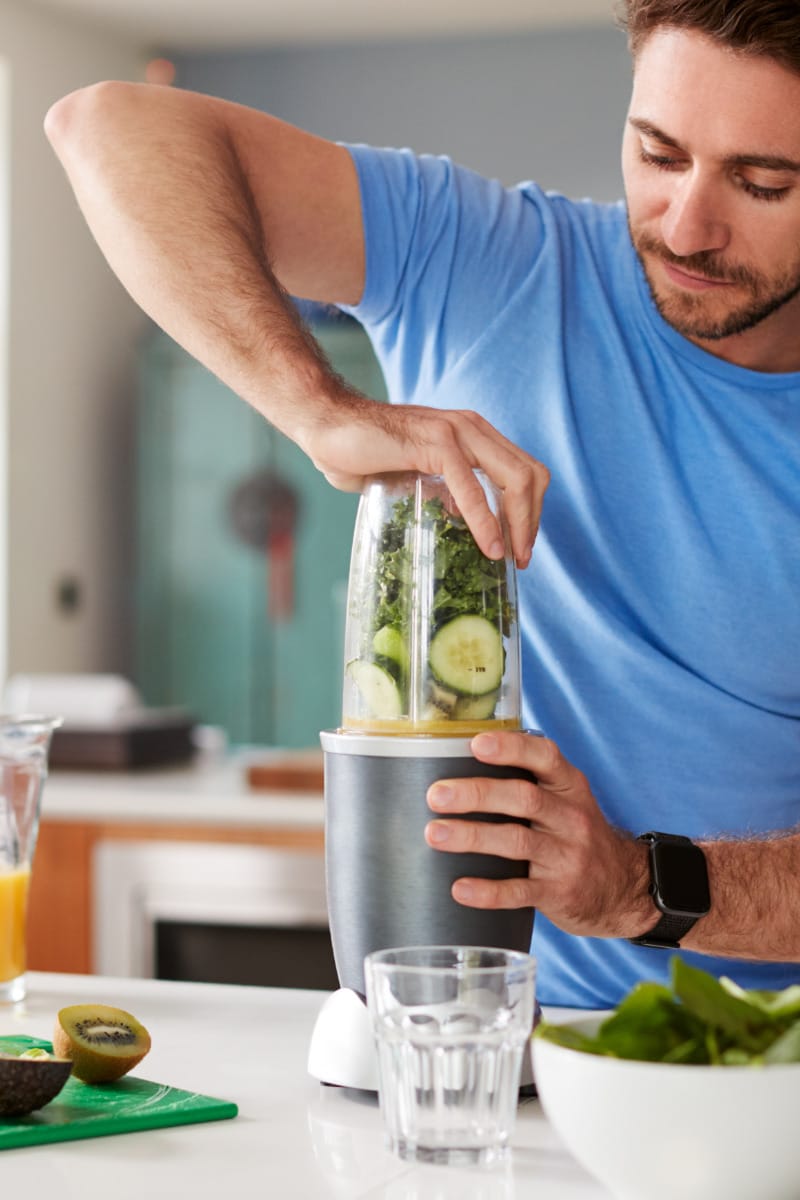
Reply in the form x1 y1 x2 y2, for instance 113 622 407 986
345 716 520 736
0 867 30 983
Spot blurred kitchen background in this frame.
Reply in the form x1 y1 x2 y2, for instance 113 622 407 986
1 0 630 747
2 0 631 986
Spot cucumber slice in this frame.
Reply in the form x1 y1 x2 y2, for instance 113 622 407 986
346 659 403 719
454 689 500 721
372 625 409 672
429 615 504 696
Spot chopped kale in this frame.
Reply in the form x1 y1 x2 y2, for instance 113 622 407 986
369 495 514 640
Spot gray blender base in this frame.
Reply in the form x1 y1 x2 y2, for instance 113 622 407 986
322 733 537 998
315 734 538 1092
307 988 536 1092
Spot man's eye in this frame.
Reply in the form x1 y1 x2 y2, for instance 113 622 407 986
638 147 683 170
739 177 791 203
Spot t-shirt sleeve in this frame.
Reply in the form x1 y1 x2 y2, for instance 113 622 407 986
338 144 547 399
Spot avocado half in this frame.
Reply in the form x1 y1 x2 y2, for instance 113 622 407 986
0 1054 72 1116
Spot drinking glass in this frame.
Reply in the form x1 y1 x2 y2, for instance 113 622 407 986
0 715 62 1003
364 945 536 1166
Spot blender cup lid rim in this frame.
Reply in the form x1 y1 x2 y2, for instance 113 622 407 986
321 730 487 757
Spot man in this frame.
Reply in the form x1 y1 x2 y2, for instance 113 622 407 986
45 0 800 1007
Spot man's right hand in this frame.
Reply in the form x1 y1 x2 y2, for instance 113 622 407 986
303 390 549 568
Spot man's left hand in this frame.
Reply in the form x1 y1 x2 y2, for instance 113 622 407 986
425 730 654 939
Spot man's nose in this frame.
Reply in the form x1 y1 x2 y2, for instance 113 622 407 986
661 170 729 258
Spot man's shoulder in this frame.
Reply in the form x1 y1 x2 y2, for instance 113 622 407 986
347 143 626 231
528 188 628 244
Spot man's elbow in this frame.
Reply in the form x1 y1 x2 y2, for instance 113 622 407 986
44 80 134 161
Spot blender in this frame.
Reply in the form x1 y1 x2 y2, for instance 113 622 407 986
307 472 536 1090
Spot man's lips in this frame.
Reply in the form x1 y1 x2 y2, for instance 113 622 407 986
660 259 733 292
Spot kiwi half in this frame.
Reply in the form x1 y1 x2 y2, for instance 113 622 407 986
0 1053 72 1116
53 1004 151 1084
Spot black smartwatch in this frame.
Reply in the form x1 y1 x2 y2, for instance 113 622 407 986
630 832 711 949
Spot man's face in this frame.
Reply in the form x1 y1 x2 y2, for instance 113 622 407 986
622 29 800 366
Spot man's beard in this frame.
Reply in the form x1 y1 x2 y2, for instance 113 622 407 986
629 223 800 342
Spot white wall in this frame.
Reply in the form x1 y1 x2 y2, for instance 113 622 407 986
172 25 631 201
1 0 146 680
0 59 9 687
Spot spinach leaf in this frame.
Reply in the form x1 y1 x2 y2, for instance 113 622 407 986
762 1018 800 1065
589 982 700 1062
534 1023 606 1055
722 979 800 1022
534 958 800 1067
670 959 773 1052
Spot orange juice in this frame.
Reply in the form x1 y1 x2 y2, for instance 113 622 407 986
0 866 30 983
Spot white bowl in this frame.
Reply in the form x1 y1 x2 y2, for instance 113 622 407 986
532 1015 800 1200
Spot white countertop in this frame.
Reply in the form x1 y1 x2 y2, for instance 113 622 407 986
0 973 609 1198
42 751 324 829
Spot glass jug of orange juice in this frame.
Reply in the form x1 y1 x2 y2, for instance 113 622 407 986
0 715 61 1003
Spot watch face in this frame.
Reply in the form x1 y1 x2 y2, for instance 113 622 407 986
652 841 711 917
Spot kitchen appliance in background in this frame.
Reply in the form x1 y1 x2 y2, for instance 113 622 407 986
93 838 337 990
307 472 536 1090
3 675 195 769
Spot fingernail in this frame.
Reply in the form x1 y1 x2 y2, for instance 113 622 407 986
473 733 498 755
427 821 451 844
489 540 505 560
453 881 474 902
428 784 453 808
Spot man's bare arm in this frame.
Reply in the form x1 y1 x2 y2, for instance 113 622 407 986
45 82 364 443
45 82 549 566
682 834 800 961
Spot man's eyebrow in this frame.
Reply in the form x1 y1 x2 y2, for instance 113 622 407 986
628 117 683 150
628 116 800 173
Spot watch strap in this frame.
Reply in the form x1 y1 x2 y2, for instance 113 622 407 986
630 909 698 949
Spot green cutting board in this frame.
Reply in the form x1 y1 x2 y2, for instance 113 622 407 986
0 1036 238 1150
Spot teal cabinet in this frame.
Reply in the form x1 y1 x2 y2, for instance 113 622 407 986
135 317 387 747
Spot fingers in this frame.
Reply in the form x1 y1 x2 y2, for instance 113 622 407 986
426 733 580 811
502 466 549 569
451 876 535 911
438 451 506 561
422 730 640 936
306 396 549 569
428 772 546 825
441 411 549 567
321 468 366 493
425 733 586 858
427 805 536 853
470 730 578 793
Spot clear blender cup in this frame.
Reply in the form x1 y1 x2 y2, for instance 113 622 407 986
341 472 521 735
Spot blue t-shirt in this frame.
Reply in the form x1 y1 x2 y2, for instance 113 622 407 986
340 144 800 1008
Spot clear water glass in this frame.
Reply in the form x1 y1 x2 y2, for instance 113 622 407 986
364 945 536 1166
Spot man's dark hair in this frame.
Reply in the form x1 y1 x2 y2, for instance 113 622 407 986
617 1 800 76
